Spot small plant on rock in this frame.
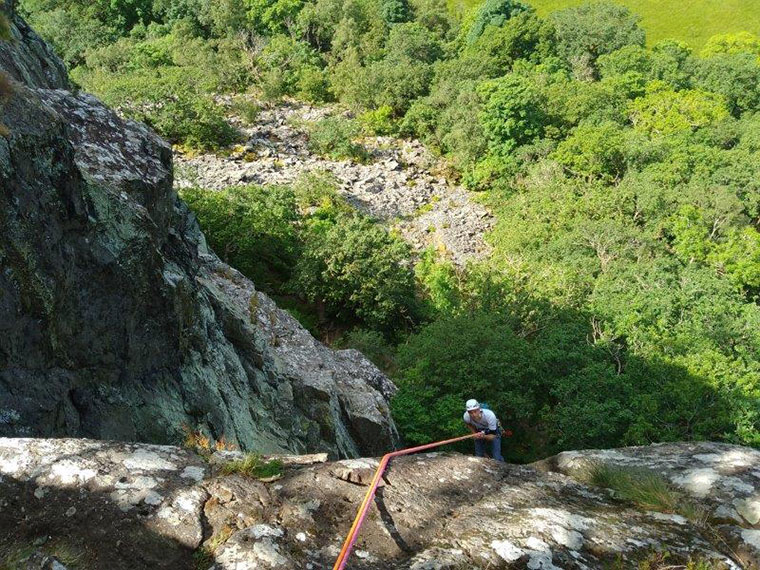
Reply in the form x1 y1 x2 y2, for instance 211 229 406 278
193 525 235 570
182 426 237 457
221 453 284 480
230 97 260 126
306 117 369 163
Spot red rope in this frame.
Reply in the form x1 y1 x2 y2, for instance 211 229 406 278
332 433 479 570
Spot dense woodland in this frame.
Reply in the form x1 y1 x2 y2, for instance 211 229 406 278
18 0 760 461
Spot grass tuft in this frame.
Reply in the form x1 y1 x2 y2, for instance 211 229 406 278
193 525 235 570
221 453 284 480
586 462 708 524
589 462 679 512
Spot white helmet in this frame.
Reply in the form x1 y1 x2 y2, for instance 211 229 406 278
465 399 480 411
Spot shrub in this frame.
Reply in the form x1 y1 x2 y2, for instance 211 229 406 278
257 35 326 100
73 66 238 151
359 105 397 135
294 214 417 334
292 169 349 215
230 96 260 125
305 117 369 162
335 328 397 371
296 66 332 102
150 94 239 150
180 185 299 289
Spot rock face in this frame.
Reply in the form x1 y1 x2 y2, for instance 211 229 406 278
174 100 493 265
0 10 397 458
538 441 760 569
2 438 758 569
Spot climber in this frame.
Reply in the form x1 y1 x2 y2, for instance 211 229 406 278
463 399 504 461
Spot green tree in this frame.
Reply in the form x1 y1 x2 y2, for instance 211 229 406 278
551 1 645 80
553 121 627 180
245 0 303 34
180 185 300 289
462 10 555 76
380 0 409 24
464 0 530 45
629 81 729 136
294 214 417 334
694 53 760 116
477 74 547 153
701 31 760 58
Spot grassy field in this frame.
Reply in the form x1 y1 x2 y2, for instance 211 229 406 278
448 0 760 50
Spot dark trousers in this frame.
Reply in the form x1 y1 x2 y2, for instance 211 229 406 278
474 430 504 461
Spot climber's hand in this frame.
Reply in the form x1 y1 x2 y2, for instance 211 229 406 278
474 431 486 439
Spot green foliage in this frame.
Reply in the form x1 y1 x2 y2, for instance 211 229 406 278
410 0 453 38
306 116 369 162
553 121 627 180
526 0 760 51
22 0 760 460
0 9 11 41
464 0 530 45
693 53 760 116
20 2 117 66
329 21 441 114
221 453 284 479
701 31 760 58
628 81 729 136
257 34 328 101
294 214 417 334
477 74 547 155
414 248 462 314
77 66 239 150
291 169 348 213
381 0 410 24
245 0 304 35
462 10 556 74
180 185 299 290
335 327 397 371
359 105 397 135
551 1 645 79
230 97 260 125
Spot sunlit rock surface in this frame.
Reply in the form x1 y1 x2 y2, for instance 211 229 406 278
0 8 398 458
2 439 757 569
538 441 760 568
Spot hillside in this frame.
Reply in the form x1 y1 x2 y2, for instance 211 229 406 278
448 0 760 49
13 0 760 463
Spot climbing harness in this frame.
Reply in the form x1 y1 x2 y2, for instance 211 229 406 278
332 432 479 570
